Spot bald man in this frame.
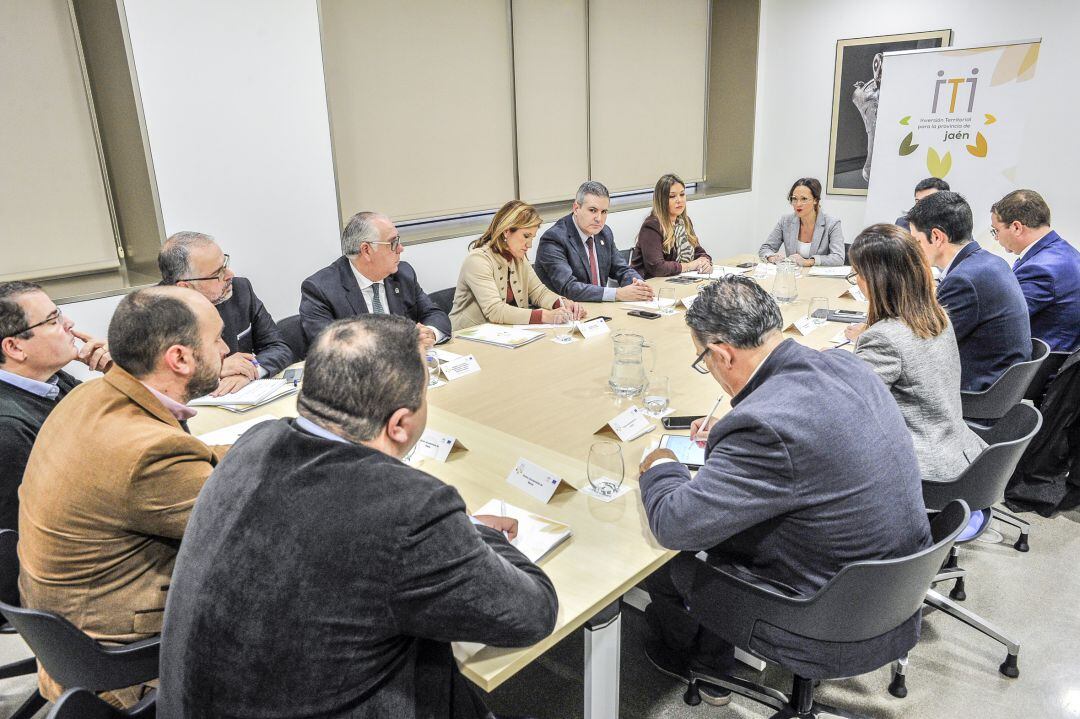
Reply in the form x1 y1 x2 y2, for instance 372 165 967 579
18 286 230 707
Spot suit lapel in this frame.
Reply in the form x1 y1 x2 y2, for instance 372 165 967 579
811 215 826 254
1013 231 1058 271
384 274 405 316
564 216 594 280
104 367 183 430
335 256 367 315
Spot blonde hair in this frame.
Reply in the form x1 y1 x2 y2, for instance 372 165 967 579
651 173 699 253
471 200 543 254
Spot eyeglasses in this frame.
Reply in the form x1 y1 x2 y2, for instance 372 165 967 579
6 308 63 338
691 347 711 375
789 197 815 206
989 226 999 238
368 237 403 251
179 254 231 282
846 270 859 285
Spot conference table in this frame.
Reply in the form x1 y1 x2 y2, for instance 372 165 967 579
187 255 866 718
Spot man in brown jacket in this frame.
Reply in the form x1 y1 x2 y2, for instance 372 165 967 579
18 285 229 705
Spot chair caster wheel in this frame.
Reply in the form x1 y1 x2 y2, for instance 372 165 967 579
999 654 1019 678
1014 536 1029 552
887 673 908 698
949 576 967 602
683 679 702 706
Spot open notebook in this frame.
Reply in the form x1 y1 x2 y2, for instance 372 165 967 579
472 499 572 564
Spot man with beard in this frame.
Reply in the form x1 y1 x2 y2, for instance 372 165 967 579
18 285 230 707
159 232 291 395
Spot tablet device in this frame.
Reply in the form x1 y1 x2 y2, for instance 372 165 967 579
659 434 706 469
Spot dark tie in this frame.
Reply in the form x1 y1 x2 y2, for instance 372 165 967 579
371 282 385 314
586 237 600 285
1012 257 1021 270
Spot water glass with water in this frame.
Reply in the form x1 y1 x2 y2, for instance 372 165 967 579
425 351 442 386
657 288 678 315
587 441 624 497
553 309 574 342
643 373 670 415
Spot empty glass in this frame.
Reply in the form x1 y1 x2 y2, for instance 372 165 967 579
587 441 624 497
656 288 678 315
808 297 829 326
643 373 670 415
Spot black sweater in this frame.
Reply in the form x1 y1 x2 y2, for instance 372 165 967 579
0 370 80 530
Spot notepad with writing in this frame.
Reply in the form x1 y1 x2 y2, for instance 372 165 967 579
189 379 296 407
473 499 572 564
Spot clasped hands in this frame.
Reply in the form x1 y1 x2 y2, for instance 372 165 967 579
615 278 656 302
766 253 814 267
213 352 259 397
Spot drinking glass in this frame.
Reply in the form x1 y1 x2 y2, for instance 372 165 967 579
643 373 670 415
425 351 442 387
552 309 574 342
808 297 829 326
657 288 678 315
587 441 624 497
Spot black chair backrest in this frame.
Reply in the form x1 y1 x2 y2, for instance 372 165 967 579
618 247 632 264
0 532 159 692
429 287 455 315
961 338 1049 420
277 314 307 362
0 530 21 608
48 687 155 719
1024 350 1071 403
923 403 1042 511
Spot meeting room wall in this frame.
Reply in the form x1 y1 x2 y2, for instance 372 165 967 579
751 0 1080 252
55 0 759 376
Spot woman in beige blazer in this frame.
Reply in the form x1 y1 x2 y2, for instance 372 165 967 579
450 201 586 331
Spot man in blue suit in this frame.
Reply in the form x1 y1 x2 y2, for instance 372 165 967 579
299 211 451 348
908 192 1030 391
535 181 655 303
991 189 1080 353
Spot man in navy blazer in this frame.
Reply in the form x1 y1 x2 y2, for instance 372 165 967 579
991 189 1080 353
534 181 655 303
299 211 451 347
908 192 1030 391
636 277 930 700
159 232 292 395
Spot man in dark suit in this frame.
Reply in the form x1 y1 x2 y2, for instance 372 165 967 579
299 211 451 348
535 181 655 303
159 315 558 719
637 277 931 705
159 232 292 395
991 189 1080 353
908 191 1031 391
0 282 111 530
895 176 949 230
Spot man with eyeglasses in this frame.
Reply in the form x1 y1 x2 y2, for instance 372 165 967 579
0 281 111 530
300 211 451 348
635 276 929 705
159 232 292 396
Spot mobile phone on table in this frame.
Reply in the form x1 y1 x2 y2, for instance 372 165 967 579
627 310 661 319
828 309 867 324
659 434 706 470
283 368 303 384
736 261 755 268
662 415 696 430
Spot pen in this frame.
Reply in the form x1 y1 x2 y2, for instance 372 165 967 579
835 339 852 349
694 394 724 444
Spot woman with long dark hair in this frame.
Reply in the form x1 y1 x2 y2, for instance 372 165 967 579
630 173 712 278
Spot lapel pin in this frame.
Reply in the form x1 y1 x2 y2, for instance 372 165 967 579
601 239 606 246
394 287 400 294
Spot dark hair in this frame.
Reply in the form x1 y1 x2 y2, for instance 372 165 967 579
991 189 1051 229
685 275 783 349
906 191 972 244
298 315 425 441
108 288 201 377
914 177 950 195
787 177 822 209
0 281 45 364
850 224 947 340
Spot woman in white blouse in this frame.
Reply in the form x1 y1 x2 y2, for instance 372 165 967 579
758 177 845 267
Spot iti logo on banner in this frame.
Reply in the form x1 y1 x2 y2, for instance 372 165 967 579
932 67 980 113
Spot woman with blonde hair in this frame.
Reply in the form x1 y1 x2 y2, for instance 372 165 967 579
630 173 713 278
846 223 985 483
450 201 586 331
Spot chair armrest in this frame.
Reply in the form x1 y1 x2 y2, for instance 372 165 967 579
90 636 161 689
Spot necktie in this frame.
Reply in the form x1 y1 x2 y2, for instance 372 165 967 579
586 237 600 286
371 282 385 314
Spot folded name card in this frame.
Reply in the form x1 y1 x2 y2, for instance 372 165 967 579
785 316 820 336
440 355 481 381
598 406 654 442
575 317 610 338
506 458 564 504
411 429 468 462
839 286 868 302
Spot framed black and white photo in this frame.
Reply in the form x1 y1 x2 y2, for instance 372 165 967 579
827 29 953 196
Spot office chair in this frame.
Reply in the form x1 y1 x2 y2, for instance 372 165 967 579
0 531 160 705
961 338 1049 425
618 247 633 264
46 687 155 719
1022 349 1070 406
277 314 307 362
429 287 455 315
678 502 970 718
0 531 47 719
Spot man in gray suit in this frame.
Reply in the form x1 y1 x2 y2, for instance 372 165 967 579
535 181 655 303
159 315 558 718
637 276 931 704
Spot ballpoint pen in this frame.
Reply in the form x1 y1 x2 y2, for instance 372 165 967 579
694 394 725 445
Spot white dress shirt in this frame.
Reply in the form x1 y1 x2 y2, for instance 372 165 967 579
572 219 617 302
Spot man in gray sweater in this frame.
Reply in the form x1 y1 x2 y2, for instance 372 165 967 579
638 276 931 703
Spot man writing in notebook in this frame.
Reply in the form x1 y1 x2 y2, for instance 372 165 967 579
159 314 557 719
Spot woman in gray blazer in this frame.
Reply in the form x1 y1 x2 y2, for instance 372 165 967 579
758 177 845 267
846 224 986 483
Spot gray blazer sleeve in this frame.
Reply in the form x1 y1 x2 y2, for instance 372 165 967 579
814 217 846 267
759 219 785 260
854 327 902 387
